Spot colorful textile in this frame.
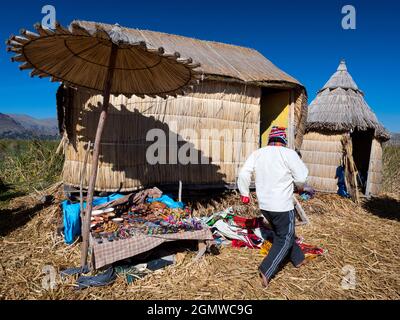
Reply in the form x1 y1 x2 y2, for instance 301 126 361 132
232 216 263 229
114 264 149 284
300 184 316 201
296 238 326 256
90 229 213 269
260 237 326 259
211 219 264 249
147 194 184 209
268 126 288 145
231 233 263 249
259 240 273 255
203 207 234 226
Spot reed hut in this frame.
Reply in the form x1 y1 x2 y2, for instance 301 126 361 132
301 60 389 196
58 21 307 192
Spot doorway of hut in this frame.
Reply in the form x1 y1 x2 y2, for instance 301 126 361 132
259 87 290 147
351 128 374 194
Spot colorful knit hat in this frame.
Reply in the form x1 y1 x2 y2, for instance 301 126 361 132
268 126 287 145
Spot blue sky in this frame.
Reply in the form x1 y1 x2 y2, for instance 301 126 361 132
0 0 399 131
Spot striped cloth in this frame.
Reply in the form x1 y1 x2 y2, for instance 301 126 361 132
90 229 214 269
268 126 287 145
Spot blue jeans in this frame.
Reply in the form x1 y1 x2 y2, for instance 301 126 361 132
259 209 305 280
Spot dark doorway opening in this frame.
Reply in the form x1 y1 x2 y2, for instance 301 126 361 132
351 128 374 194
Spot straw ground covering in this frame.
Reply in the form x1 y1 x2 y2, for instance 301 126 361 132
1 182 399 299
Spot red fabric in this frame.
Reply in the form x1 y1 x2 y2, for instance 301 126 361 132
240 195 250 204
233 216 263 229
231 233 262 249
296 238 325 255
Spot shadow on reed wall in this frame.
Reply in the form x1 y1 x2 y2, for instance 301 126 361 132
71 102 227 192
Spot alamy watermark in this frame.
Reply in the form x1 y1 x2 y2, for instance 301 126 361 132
145 121 256 165
42 265 57 290
341 264 356 289
41 5 56 30
342 5 356 30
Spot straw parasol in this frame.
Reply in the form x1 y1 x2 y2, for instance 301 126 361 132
6 20 201 268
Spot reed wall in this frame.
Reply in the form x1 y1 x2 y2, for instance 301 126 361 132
366 138 383 196
301 132 383 196
62 80 263 191
301 132 343 192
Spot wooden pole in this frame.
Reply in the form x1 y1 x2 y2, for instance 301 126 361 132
178 180 182 202
80 140 92 216
288 90 295 150
293 195 309 225
80 44 118 268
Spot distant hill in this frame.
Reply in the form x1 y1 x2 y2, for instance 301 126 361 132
387 133 400 146
0 113 59 139
0 113 30 139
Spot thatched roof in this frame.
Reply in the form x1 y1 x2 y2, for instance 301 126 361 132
7 21 202 97
70 20 301 88
306 60 389 140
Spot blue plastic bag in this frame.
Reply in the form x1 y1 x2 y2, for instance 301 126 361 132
62 201 81 245
62 193 125 244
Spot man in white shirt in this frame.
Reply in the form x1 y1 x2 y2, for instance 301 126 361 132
237 126 309 287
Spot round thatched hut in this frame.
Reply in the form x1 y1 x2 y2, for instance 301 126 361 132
301 60 389 196
58 21 307 192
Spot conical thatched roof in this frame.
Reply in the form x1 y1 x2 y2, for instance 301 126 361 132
306 60 389 140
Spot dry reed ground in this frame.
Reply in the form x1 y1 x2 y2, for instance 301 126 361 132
0 183 399 300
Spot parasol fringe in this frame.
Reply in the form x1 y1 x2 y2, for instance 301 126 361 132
7 47 22 53
6 39 23 47
33 23 54 37
20 29 40 40
11 35 30 44
92 28 111 41
30 69 46 78
18 62 33 70
11 55 25 63
54 22 71 35
69 24 91 37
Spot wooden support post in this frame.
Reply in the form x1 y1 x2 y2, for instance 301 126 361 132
178 180 182 202
294 195 310 225
80 44 118 269
288 90 295 150
79 140 92 216
192 241 207 262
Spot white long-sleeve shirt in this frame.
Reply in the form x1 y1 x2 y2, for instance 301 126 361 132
237 146 308 212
